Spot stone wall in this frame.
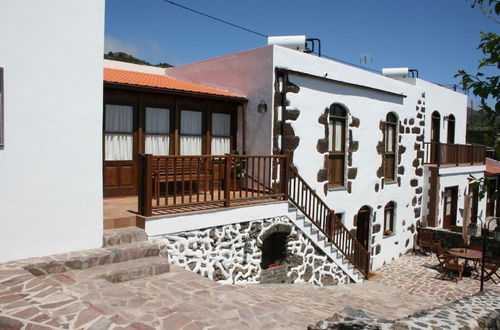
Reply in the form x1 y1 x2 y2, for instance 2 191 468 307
152 216 351 286
418 227 500 259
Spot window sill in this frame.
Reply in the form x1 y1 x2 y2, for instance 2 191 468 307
383 233 396 239
384 180 397 185
328 185 347 192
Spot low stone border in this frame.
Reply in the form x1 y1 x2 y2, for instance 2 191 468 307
309 289 500 329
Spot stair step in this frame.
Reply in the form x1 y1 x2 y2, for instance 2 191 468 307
23 241 162 276
97 257 170 283
103 227 147 247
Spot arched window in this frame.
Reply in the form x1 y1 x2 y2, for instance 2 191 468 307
384 112 397 181
446 114 455 144
384 202 395 236
431 111 441 143
328 104 347 186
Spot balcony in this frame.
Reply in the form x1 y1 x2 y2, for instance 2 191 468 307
423 142 486 167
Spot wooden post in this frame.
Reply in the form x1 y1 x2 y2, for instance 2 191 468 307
281 156 289 200
139 154 153 217
436 143 441 167
224 155 231 207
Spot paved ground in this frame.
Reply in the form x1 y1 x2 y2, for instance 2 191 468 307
0 253 498 329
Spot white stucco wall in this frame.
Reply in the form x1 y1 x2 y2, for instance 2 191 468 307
0 0 105 262
416 79 468 144
104 59 166 75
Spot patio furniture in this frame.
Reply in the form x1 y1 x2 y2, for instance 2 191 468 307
433 241 453 268
441 256 465 282
447 248 482 272
415 231 434 255
484 261 500 284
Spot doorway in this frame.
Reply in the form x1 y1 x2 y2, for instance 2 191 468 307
443 186 458 229
356 206 371 249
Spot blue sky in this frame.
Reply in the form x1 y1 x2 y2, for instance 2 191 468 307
105 0 497 99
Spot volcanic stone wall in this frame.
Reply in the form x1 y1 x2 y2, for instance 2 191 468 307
152 216 350 286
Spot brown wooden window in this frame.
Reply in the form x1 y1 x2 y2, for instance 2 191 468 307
211 112 232 155
328 104 347 186
384 112 397 181
180 110 203 155
0 67 4 148
145 107 170 156
384 201 395 236
104 104 134 161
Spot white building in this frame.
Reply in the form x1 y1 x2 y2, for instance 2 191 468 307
0 0 105 263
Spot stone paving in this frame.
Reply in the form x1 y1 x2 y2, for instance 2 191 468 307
0 253 498 329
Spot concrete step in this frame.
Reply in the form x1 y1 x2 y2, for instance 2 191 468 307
97 257 170 283
23 241 164 276
103 227 147 247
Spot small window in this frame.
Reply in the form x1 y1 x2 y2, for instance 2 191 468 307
384 113 397 181
384 202 395 236
0 67 4 148
211 112 231 155
180 110 203 155
104 104 134 161
145 107 170 156
328 104 347 186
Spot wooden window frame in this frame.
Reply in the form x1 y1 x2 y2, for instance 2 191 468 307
384 202 395 236
328 104 347 187
144 106 172 156
104 103 136 161
210 110 235 155
0 68 4 148
384 113 397 182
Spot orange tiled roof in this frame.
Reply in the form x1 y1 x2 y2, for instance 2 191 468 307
104 68 244 100
486 158 500 176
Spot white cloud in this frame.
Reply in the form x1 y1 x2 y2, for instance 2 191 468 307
104 35 139 56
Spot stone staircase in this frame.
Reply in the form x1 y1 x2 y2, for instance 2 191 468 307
287 203 365 284
22 227 169 282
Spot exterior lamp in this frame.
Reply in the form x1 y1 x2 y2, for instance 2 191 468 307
257 100 267 113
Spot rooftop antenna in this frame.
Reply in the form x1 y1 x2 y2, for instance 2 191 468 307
360 53 372 66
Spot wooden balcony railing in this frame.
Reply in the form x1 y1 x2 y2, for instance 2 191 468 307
288 167 370 277
423 142 486 167
139 154 288 217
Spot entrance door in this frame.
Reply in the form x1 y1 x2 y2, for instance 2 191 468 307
443 186 458 229
356 206 371 249
103 104 137 197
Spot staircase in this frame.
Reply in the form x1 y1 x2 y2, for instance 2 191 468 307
23 227 170 282
286 166 370 282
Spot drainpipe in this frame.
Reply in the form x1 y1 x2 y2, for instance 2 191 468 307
242 101 247 154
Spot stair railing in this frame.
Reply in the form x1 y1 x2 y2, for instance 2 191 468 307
287 166 370 277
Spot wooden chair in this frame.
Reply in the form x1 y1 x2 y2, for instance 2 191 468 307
484 261 500 284
433 241 453 268
441 256 465 282
415 231 434 255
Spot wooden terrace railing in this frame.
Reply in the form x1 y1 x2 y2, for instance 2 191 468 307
423 142 486 167
139 154 288 216
287 167 370 277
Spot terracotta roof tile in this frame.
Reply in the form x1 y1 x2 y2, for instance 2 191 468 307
104 68 244 99
486 158 500 176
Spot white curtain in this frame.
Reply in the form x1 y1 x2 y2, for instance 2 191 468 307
180 110 202 155
105 104 133 161
334 121 343 152
384 210 392 232
386 125 394 152
145 107 170 155
211 113 231 155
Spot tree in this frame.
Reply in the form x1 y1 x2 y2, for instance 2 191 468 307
455 0 499 127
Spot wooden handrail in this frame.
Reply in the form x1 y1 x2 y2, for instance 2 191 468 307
423 142 486 166
287 167 370 277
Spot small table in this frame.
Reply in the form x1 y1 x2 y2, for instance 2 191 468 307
448 248 482 272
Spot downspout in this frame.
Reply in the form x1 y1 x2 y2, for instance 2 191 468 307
242 101 247 154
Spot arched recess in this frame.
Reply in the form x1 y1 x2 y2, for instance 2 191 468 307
356 205 371 249
446 114 455 144
431 111 441 143
384 112 398 181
